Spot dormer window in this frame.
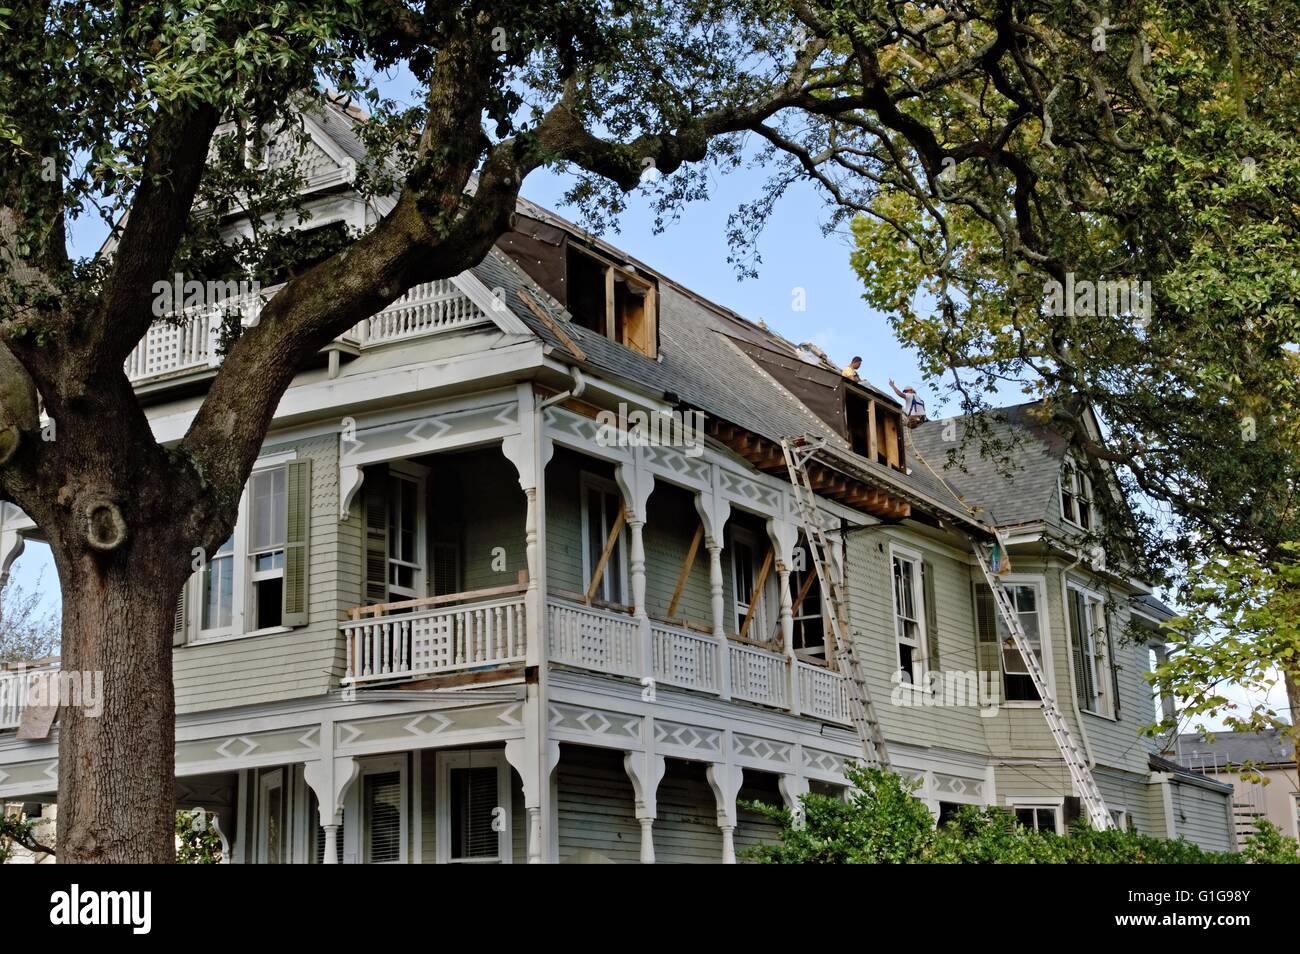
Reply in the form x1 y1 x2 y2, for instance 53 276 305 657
565 243 658 359
845 390 903 470
1061 460 1093 530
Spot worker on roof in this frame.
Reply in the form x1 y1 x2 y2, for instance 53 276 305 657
889 379 928 428
841 356 862 382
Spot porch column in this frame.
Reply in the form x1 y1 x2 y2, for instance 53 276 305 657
769 515 800 715
695 467 732 701
616 450 654 681
304 753 360 865
623 750 666 863
505 737 561 864
706 758 743 864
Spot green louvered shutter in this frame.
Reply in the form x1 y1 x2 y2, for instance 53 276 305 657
364 464 389 605
972 581 1000 703
922 560 940 672
1068 589 1093 710
281 459 311 627
1106 617 1121 718
173 580 189 646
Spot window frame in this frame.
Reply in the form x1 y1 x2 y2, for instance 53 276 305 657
188 451 298 645
350 754 408 865
991 575 1053 707
579 472 629 607
1007 797 1065 835
1060 460 1095 531
889 545 929 686
256 767 286 864
384 461 429 602
729 525 770 639
435 749 512 864
1068 582 1114 718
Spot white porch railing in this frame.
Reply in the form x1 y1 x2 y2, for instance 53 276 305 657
797 661 850 724
350 279 487 344
651 624 720 694
546 597 848 725
0 663 60 731
342 594 526 685
125 277 487 385
729 642 789 709
547 599 641 678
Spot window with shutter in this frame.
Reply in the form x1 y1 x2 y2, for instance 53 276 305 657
436 750 510 863
921 560 940 672
363 771 403 864
173 581 189 647
1068 587 1108 714
891 550 927 684
249 466 287 629
789 536 824 655
281 459 311 627
972 581 1001 703
363 464 390 605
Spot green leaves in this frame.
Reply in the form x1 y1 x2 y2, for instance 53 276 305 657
746 765 1296 863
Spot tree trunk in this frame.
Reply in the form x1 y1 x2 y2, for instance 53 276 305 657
54 544 181 863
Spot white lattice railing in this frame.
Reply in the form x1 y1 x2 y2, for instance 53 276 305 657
729 643 790 709
547 598 641 677
342 595 525 684
0 663 60 730
125 277 487 384
651 624 720 694
797 661 850 724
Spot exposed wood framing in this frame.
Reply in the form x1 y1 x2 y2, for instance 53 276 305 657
737 547 774 640
585 507 627 603
666 523 704 619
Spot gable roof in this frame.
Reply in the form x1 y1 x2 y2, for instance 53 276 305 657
908 401 1070 528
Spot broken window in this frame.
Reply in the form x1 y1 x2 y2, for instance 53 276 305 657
564 243 658 358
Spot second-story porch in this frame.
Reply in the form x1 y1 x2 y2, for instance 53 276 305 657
334 396 852 729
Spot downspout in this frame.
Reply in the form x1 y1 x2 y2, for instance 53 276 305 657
538 366 586 410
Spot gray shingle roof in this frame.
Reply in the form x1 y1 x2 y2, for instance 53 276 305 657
908 402 1069 528
1176 731 1296 769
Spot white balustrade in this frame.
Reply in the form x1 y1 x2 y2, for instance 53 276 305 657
342 596 525 684
651 624 720 694
547 599 641 677
125 277 487 384
797 661 851 724
728 643 790 709
350 279 486 344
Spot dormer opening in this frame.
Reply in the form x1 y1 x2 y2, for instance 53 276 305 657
563 243 658 359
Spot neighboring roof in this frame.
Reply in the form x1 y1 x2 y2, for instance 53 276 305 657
1148 753 1237 793
1175 730 1296 770
1134 593 1176 622
909 401 1070 528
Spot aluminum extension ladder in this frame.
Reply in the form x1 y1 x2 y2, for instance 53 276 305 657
782 437 890 769
972 541 1114 830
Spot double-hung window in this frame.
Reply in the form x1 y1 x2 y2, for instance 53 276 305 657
249 466 287 629
201 536 235 634
1068 586 1116 717
386 470 423 601
974 580 1046 702
180 456 311 644
892 551 928 684
581 473 627 606
1060 461 1094 530
436 750 511 864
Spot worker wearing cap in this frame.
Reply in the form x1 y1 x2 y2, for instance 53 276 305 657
889 379 928 428
842 356 862 382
